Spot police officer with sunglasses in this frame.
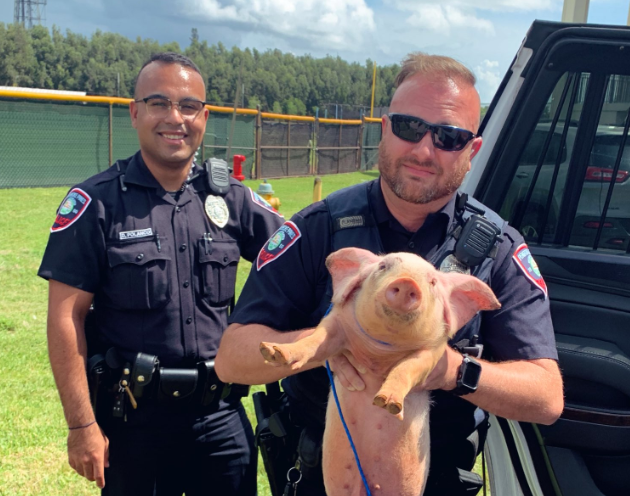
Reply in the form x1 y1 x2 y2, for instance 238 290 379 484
215 52 564 496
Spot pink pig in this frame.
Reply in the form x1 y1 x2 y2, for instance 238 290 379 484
259 247 501 496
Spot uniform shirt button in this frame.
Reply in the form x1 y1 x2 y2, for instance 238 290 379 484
408 242 415 249
183 280 190 288
136 253 144 261
186 317 192 324
176 206 181 212
180 244 187 252
223 256 229 262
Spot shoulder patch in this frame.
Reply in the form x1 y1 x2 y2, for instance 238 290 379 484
51 188 92 233
512 243 547 299
257 221 301 271
248 187 284 218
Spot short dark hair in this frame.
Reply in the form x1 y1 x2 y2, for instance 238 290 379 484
134 52 203 97
139 52 201 76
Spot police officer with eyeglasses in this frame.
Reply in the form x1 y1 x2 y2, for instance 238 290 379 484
214 52 564 496
38 52 283 496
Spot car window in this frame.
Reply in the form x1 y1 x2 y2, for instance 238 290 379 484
500 72 630 253
499 72 586 244
572 76 630 252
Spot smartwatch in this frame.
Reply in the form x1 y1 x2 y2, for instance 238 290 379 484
452 354 481 396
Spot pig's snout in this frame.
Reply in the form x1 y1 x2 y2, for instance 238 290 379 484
385 278 421 313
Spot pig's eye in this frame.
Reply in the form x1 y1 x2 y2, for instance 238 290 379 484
378 262 387 271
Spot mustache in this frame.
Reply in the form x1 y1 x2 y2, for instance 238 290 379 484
395 156 440 172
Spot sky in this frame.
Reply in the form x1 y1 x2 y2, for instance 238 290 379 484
2 0 629 103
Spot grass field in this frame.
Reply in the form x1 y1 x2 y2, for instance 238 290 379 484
0 171 486 495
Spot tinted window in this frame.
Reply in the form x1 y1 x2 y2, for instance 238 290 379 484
500 72 630 253
499 72 586 244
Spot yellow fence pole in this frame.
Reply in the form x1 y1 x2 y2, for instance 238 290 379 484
370 61 377 118
313 177 322 203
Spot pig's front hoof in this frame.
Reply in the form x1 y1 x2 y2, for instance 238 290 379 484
259 342 289 365
386 402 403 416
373 394 404 416
373 394 388 409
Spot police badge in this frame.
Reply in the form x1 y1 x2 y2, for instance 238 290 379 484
205 195 229 228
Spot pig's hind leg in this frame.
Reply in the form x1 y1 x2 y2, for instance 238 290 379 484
260 315 345 371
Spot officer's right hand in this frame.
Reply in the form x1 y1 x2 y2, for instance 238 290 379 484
328 351 367 392
67 422 110 489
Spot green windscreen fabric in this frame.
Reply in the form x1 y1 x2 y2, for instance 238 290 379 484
204 112 256 178
0 99 139 188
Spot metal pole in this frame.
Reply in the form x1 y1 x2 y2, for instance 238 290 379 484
370 62 377 118
287 119 291 176
358 116 365 171
227 59 244 161
255 105 262 180
109 103 113 166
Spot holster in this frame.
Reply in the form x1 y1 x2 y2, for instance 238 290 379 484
196 359 223 408
130 352 159 399
86 353 106 413
253 384 297 496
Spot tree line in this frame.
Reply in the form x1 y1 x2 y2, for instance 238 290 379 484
0 23 399 116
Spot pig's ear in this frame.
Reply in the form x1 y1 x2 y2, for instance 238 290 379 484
436 272 501 337
326 248 381 305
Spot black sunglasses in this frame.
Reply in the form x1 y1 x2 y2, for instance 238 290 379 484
388 113 477 152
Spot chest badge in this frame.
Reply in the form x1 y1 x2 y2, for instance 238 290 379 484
205 195 229 228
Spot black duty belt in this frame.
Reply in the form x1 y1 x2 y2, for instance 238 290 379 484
91 349 250 415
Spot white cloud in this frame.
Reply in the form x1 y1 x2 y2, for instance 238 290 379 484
186 0 376 51
475 60 503 102
387 0 559 13
408 5 495 34
384 0 561 37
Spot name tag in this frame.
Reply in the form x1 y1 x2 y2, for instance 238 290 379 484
119 228 154 240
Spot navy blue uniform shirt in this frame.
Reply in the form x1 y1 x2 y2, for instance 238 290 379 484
38 152 284 367
230 178 557 426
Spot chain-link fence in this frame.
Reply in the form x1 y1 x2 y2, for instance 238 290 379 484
203 109 257 178
0 92 382 188
259 117 314 178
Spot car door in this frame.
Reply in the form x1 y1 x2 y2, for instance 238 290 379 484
462 20 630 496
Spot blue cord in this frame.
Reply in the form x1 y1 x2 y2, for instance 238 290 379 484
326 359 372 496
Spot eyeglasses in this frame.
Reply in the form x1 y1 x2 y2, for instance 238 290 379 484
388 113 477 152
134 96 207 119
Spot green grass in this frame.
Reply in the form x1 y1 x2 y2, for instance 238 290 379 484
0 171 485 495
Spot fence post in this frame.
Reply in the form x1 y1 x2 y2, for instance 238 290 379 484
312 117 319 175
109 103 113 167
287 119 291 177
358 116 365 171
338 123 342 174
255 105 262 180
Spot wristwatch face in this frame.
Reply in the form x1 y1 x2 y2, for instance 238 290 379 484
460 357 482 388
453 355 481 395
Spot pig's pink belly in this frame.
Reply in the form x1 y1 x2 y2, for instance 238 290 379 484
322 376 431 496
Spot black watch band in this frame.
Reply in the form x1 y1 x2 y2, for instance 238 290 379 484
452 354 481 396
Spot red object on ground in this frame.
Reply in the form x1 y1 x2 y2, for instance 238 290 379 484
232 155 246 181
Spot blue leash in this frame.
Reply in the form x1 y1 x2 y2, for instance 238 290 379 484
324 305 373 496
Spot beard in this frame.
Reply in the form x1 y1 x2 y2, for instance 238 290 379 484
378 140 468 205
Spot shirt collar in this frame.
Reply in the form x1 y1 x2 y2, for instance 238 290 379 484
121 151 162 189
368 177 458 233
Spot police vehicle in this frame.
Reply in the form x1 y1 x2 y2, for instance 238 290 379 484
461 20 630 496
